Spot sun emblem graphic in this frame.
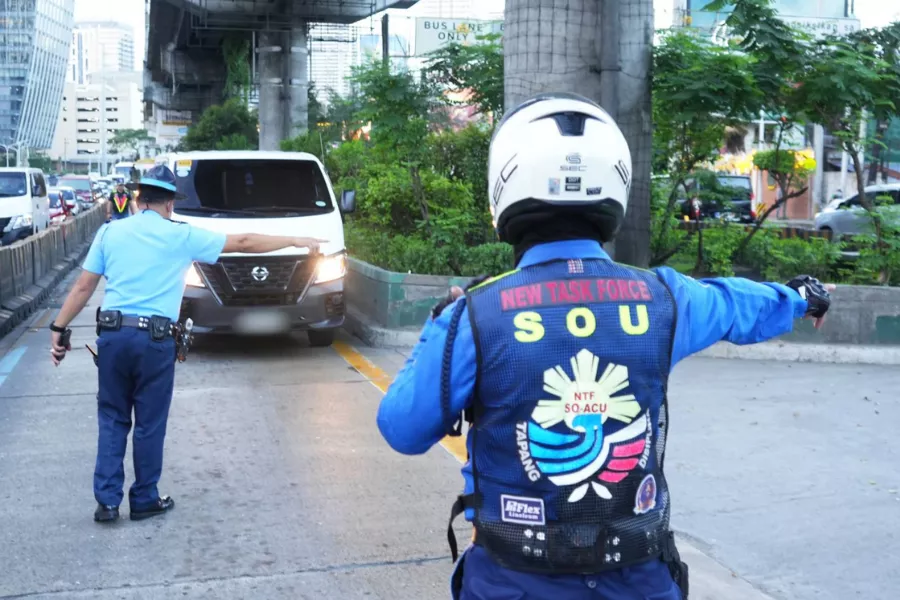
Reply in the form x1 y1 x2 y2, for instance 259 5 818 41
526 349 650 503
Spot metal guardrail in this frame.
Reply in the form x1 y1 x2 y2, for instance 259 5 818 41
675 221 850 242
0 205 105 309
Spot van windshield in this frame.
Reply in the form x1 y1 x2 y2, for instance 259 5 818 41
174 159 334 217
0 172 27 198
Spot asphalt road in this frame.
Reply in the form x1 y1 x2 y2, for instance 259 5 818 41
0 272 895 599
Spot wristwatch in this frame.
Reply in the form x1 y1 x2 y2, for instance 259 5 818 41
49 322 67 333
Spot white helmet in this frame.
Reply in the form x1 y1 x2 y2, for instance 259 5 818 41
488 93 632 244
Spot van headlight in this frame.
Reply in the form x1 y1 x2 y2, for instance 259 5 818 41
185 264 206 288
314 253 346 284
2 214 33 233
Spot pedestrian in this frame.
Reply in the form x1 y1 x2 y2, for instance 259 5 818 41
49 165 326 523
107 182 134 221
376 93 833 600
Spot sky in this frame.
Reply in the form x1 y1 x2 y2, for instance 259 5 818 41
73 0 896 73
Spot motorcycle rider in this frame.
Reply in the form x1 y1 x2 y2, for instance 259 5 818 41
376 93 833 599
107 182 134 221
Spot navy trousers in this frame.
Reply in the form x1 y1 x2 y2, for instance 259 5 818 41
93 327 175 509
454 545 683 600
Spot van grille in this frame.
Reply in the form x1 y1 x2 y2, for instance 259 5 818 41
197 256 316 306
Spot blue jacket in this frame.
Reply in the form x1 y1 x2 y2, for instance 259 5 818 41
378 239 807 484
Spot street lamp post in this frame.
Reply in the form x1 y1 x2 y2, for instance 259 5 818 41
0 140 28 167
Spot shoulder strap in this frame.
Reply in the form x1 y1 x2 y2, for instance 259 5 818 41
440 298 468 437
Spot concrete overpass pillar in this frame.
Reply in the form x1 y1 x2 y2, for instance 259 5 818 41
285 19 309 138
258 30 284 151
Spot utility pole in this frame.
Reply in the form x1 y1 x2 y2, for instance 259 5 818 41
100 75 107 176
381 14 389 68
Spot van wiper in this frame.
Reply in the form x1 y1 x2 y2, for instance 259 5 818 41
174 206 259 217
249 205 324 213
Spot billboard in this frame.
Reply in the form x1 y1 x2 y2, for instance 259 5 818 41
414 18 503 56
686 0 858 35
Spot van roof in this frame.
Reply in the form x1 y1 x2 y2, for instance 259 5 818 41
0 167 42 173
165 150 322 164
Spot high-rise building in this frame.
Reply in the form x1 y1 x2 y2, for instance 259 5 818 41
308 23 361 103
49 73 143 168
68 21 135 85
0 0 75 150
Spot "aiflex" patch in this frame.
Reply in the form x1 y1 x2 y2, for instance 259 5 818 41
500 494 546 525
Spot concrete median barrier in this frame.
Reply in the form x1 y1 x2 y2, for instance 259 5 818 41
344 258 900 362
0 206 104 340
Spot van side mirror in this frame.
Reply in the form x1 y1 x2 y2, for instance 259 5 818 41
340 189 356 214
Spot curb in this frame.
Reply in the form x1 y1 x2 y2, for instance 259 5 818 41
343 307 422 349
675 534 776 600
696 339 900 365
0 241 90 341
344 309 900 365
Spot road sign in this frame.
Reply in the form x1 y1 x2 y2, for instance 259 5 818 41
414 18 502 56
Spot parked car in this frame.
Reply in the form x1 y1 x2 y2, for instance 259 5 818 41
57 175 96 210
162 150 355 346
677 173 757 223
814 183 900 238
0 167 51 245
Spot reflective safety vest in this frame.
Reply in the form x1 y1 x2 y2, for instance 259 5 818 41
451 258 677 575
111 193 131 219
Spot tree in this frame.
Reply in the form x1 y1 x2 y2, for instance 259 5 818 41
650 30 762 265
27 151 53 172
352 60 446 227
109 128 153 158
790 22 900 265
222 35 251 104
179 98 259 151
425 33 504 118
703 0 816 238
503 0 654 266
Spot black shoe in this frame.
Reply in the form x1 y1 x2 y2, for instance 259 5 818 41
130 496 175 521
94 504 119 523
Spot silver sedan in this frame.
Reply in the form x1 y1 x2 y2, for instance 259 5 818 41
814 183 900 238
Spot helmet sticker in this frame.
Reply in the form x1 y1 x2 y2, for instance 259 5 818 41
492 154 519 206
548 178 560 195
615 160 631 191
565 176 581 192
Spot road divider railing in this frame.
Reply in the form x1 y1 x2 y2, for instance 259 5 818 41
0 206 105 339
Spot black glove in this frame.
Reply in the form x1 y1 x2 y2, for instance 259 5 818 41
786 275 831 319
431 275 491 320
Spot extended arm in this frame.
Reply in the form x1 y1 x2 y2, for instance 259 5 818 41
222 234 326 255
656 267 810 367
376 300 477 455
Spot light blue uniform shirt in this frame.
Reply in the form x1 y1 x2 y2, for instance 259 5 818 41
82 210 226 321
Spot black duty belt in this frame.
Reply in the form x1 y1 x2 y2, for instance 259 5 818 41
97 309 176 339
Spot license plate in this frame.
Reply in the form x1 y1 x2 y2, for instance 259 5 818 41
233 310 290 335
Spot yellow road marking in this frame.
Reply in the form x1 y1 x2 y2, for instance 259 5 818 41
332 340 468 463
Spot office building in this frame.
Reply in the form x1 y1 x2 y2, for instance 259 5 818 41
68 21 135 84
49 74 143 169
0 0 75 151
309 23 361 102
